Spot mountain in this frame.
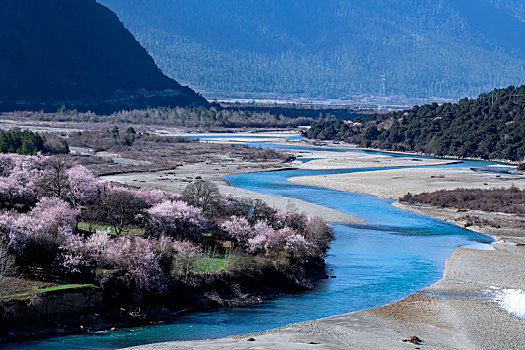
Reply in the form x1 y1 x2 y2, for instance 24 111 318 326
0 0 207 113
98 0 525 100
307 85 525 161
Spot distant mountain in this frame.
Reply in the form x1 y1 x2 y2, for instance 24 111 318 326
307 85 525 161
99 0 525 100
0 0 207 113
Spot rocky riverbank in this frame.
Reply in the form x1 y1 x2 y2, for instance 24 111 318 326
0 259 329 343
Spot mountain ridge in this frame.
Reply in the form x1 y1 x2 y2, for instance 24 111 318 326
98 0 525 100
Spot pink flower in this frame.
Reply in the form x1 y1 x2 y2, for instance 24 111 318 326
220 216 254 245
131 188 173 206
147 200 206 238
172 240 202 259
65 165 98 205
247 234 266 253
31 197 79 234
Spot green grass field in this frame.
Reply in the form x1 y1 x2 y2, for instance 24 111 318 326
77 221 145 236
1 280 97 300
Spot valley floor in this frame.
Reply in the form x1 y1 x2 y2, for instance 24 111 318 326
3 121 524 348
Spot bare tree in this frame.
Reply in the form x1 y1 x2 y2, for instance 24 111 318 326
84 188 147 235
182 180 219 212
36 157 72 199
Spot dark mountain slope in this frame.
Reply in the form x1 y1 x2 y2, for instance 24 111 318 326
0 0 207 113
99 0 525 100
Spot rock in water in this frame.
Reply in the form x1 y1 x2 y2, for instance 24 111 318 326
402 335 423 344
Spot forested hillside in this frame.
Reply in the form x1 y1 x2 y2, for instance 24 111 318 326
307 85 525 161
0 0 207 113
99 0 525 100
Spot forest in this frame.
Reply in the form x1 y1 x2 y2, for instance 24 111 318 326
307 85 525 162
100 0 525 100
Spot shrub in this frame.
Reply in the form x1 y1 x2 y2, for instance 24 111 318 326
9 199 77 268
61 233 165 298
60 230 112 273
172 240 202 279
117 237 164 295
400 187 525 215
0 213 17 246
0 240 15 285
303 217 334 256
248 223 311 262
518 157 525 171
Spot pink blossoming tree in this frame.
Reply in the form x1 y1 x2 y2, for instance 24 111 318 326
220 216 254 246
147 200 206 239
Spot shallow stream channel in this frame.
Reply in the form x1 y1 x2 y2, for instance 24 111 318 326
10 142 501 349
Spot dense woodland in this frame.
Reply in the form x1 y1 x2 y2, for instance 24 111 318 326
101 0 525 99
307 85 525 161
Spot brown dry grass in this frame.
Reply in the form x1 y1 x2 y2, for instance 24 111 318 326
401 187 525 215
59 129 293 175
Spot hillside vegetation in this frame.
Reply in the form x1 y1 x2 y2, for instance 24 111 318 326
307 85 525 161
100 0 525 99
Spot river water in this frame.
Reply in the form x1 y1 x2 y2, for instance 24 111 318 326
7 144 498 350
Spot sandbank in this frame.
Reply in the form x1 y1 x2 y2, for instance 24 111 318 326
289 166 525 199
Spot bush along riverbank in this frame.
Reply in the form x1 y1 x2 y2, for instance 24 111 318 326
0 154 333 342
